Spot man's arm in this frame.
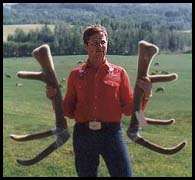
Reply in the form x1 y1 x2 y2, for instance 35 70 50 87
63 71 77 119
120 69 134 116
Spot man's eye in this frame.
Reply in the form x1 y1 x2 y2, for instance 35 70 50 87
91 42 98 46
90 41 106 46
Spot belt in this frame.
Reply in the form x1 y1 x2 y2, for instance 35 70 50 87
75 121 121 131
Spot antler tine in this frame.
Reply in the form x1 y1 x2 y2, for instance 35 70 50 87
17 71 46 82
145 117 175 125
150 73 178 83
135 138 187 155
16 128 70 166
10 129 54 142
127 130 187 155
17 142 58 166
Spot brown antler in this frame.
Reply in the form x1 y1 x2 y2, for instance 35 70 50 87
127 40 187 155
10 44 70 165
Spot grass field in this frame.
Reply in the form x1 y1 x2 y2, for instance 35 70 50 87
3 54 192 177
3 24 55 42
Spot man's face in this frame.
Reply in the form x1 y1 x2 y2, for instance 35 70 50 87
85 32 108 66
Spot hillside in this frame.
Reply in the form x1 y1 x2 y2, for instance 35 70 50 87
3 3 192 30
3 3 192 57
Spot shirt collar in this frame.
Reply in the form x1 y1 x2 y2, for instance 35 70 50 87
81 59 114 73
105 60 114 73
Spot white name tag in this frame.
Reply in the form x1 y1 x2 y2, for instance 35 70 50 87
135 111 147 128
89 121 102 130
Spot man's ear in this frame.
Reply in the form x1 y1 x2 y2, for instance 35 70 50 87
84 43 89 51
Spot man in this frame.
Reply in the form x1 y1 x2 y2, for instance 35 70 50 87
46 24 151 177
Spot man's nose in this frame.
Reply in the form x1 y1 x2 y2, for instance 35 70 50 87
96 43 103 48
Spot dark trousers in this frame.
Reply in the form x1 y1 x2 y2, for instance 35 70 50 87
73 123 133 177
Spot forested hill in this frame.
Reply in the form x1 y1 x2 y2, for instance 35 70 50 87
3 3 192 30
3 3 192 57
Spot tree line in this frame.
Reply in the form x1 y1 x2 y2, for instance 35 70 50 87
3 3 192 31
3 21 192 58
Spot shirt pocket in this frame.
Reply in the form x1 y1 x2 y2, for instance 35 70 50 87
103 80 120 100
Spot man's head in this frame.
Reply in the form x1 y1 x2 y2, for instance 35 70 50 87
83 24 108 45
83 25 108 67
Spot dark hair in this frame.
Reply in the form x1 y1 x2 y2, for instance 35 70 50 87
83 24 108 44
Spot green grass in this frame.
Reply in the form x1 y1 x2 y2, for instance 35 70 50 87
3 54 192 177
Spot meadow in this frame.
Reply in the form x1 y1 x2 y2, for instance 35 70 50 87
3 53 192 177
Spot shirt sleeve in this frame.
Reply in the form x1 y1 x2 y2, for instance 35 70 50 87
63 71 77 119
120 69 134 116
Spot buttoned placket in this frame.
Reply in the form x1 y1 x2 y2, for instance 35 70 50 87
92 69 99 121
81 61 114 121
93 63 114 120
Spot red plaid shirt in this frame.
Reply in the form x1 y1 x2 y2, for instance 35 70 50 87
63 60 146 123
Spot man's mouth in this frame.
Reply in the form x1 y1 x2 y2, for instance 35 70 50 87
96 51 103 54
96 52 104 57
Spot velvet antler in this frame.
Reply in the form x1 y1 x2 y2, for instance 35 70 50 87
10 45 70 165
127 41 187 155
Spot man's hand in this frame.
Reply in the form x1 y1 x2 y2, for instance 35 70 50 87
46 85 56 99
136 77 152 99
46 85 57 110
